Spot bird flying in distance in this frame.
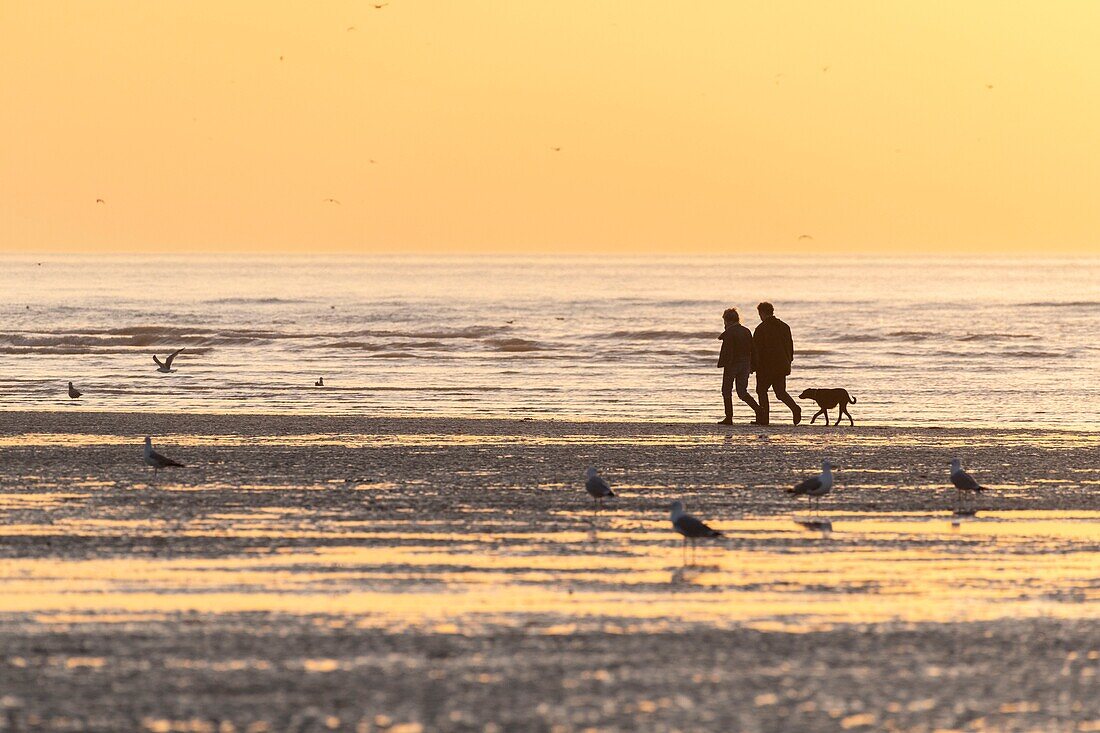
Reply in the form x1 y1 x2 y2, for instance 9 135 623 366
323 198 342 205
373 2 388 8
798 234 814 241
95 198 105 204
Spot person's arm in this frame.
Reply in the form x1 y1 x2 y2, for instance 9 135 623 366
785 324 794 364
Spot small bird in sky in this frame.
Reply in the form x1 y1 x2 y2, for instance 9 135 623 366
552 147 561 152
144 436 184 477
153 349 184 373
323 198 342 205
346 26 357 31
670 501 724 564
798 234 814 241
373 2 389 8
315 377 325 387
985 84 994 90
67 381 82 399
584 467 616 509
95 198 105 204
279 55 284 61
822 66 830 72
789 459 834 510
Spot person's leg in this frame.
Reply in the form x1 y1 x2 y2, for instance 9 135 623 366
755 373 771 425
720 367 734 423
735 364 760 418
772 375 802 424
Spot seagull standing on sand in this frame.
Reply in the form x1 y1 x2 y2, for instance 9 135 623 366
950 458 984 511
153 349 184 373
670 500 724 563
143 436 184 477
584 467 615 509
67 382 82 399
788 459 833 510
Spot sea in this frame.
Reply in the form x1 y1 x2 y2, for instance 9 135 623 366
0 254 1097 430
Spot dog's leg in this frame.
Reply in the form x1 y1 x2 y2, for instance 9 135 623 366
823 408 831 427
811 408 824 424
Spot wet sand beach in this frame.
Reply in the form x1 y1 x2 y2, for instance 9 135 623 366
0 411 1097 731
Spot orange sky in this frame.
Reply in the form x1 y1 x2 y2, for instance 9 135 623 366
3 1 1100 255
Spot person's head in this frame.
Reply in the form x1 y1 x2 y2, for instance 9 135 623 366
722 307 740 325
757 302 775 318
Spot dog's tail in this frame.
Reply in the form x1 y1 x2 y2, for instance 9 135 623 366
845 390 857 404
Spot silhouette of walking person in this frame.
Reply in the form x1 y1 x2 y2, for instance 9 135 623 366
752 302 801 426
717 308 760 424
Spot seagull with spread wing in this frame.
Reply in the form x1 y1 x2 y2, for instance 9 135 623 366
153 348 184 373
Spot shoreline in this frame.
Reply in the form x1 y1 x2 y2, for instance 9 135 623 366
3 409 1099 437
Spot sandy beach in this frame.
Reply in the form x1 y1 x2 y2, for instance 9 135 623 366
0 411 1096 731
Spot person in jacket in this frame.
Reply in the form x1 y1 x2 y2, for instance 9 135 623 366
717 307 760 425
752 302 801 426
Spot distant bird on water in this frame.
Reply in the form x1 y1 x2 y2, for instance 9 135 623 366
670 500 724 562
789 459 833 509
584 467 615 509
143 436 184 477
153 349 184 373
315 377 325 387
950 458 984 510
67 381 82 399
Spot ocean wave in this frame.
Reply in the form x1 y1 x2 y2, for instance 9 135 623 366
341 326 509 340
0 345 213 356
1002 350 1068 359
958 333 1035 342
796 349 835 356
485 338 543 352
600 330 717 340
887 330 937 339
1022 301 1100 308
203 297 313 305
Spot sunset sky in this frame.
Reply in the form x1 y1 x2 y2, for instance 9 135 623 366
3 1 1100 255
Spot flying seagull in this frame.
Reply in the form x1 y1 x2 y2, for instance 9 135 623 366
67 381 82 399
323 198 342 205
798 234 814 241
143 436 184 477
950 458 984 510
670 500 724 563
315 377 325 387
788 459 833 510
584 467 615 509
373 2 388 8
153 349 184 373
95 198 105 204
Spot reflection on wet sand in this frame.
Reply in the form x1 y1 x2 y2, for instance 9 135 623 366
2 509 1097 632
1 416 1098 730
